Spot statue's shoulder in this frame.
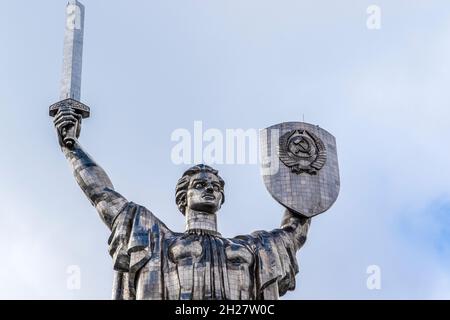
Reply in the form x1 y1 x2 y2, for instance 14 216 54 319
232 229 273 241
117 201 175 235
231 229 290 252
229 231 266 249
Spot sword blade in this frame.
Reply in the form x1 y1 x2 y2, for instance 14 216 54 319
60 0 85 101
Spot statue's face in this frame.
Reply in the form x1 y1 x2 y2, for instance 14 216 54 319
186 171 223 214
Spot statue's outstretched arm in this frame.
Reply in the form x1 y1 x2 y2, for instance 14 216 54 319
280 209 311 251
62 143 128 228
54 108 127 229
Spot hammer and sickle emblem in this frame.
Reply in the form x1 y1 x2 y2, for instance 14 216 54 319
278 129 327 175
289 136 312 156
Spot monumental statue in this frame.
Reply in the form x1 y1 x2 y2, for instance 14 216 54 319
50 1 340 300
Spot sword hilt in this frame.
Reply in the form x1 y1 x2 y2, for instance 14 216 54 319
49 98 90 148
49 98 90 118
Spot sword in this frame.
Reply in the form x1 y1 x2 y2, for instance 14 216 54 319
49 0 90 148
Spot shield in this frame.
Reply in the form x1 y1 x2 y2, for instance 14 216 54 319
259 122 340 217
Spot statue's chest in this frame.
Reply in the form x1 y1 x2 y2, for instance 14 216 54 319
137 232 256 300
168 234 254 267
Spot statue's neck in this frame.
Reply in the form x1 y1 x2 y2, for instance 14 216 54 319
185 209 218 234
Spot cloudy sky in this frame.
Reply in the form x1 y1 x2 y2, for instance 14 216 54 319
1 0 450 299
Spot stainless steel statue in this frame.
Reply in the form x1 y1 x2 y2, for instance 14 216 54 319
50 1 339 300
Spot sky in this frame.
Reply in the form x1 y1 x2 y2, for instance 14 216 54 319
1 0 450 299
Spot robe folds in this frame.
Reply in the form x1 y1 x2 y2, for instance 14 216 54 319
108 202 304 300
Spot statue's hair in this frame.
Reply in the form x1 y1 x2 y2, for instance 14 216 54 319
175 164 225 215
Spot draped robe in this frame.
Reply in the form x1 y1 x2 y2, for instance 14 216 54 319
108 202 309 300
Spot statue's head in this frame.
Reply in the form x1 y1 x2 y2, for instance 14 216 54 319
175 164 225 215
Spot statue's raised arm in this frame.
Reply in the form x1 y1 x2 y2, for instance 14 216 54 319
54 108 127 229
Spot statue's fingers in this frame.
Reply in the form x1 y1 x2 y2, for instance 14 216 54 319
54 112 71 123
53 115 65 125
54 115 65 125
55 113 77 123
55 120 71 129
56 120 74 130
56 110 78 120
55 109 79 119
55 116 77 127
55 107 70 116
54 118 74 128
67 110 79 118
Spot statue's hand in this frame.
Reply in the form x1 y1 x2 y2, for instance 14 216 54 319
54 107 82 147
283 208 311 227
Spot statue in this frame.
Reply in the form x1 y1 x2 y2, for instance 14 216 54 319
53 109 311 300
50 0 340 301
